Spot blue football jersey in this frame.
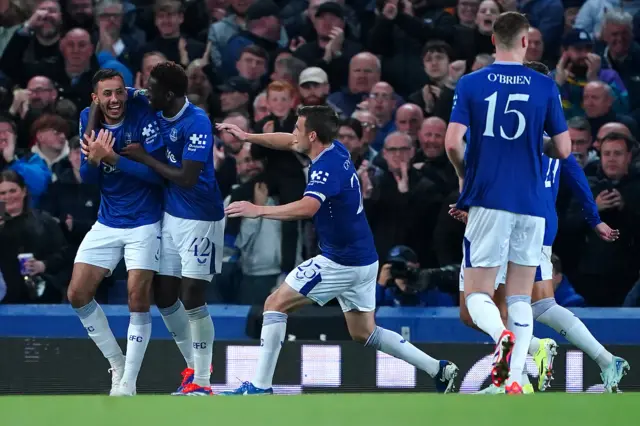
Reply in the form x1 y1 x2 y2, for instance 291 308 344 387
451 62 568 217
303 142 378 267
79 98 164 228
541 154 601 246
157 100 224 221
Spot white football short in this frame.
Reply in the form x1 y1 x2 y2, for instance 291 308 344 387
75 220 161 275
459 245 553 291
463 206 544 268
158 212 225 281
285 255 379 312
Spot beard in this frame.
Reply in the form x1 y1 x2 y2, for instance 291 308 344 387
302 95 327 106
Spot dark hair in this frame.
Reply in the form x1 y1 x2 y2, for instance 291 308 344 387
523 60 549 76
297 105 339 144
422 40 454 61
30 114 70 140
493 12 530 49
567 116 591 134
339 118 363 140
0 114 17 134
600 131 637 152
239 44 269 62
550 253 561 274
92 69 125 90
68 135 81 151
0 169 28 208
150 61 188 97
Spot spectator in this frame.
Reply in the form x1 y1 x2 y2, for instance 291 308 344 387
297 67 331 108
525 27 544 64
470 53 494 71
413 116 457 194
233 45 269 93
455 0 480 29
352 108 379 150
367 81 397 151
30 113 70 172
216 76 253 119
339 117 376 168
269 51 307 87
134 51 166 89
94 0 145 71
518 0 564 63
252 90 269 122
186 59 213 112
453 0 501 63
566 116 595 169
574 0 640 39
0 169 70 303
394 103 423 143
0 0 64 86
582 81 637 141
327 51 383 117
138 0 205 69
254 80 296 134
0 114 51 206
566 133 640 306
293 2 363 91
216 112 251 198
553 29 629 119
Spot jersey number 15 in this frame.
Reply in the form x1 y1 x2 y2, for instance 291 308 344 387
483 91 530 140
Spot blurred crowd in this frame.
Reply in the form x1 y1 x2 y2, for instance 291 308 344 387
1 0 640 307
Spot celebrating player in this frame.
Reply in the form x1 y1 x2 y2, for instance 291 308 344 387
121 62 224 396
69 69 165 396
454 60 630 394
445 12 572 394
216 105 459 395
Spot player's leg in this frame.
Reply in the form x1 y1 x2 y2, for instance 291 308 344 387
155 214 195 392
115 222 161 396
531 259 629 392
503 214 545 394
342 261 458 393
172 216 225 395
459 262 508 331
68 224 125 395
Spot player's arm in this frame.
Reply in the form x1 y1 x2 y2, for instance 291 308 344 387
256 196 321 220
445 78 470 179
560 155 601 228
125 149 201 188
544 83 572 159
444 122 467 179
78 110 101 184
216 122 295 151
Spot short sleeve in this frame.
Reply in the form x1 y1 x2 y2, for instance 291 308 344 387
544 82 568 137
182 114 213 162
449 76 471 126
137 109 164 153
304 162 341 203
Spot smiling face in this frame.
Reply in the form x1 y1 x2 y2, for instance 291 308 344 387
92 76 127 123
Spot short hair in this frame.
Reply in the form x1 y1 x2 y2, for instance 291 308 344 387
68 135 81 151
141 51 168 68
0 114 17 134
275 55 308 85
31 114 70 139
492 12 530 49
421 40 454 61
384 131 412 147
96 0 123 16
297 105 339 144
150 61 188 97
602 9 633 30
339 118 363 140
266 80 295 98
550 253 562 274
600 131 637 152
523 60 549 75
567 116 591 134
91 69 124 90
239 45 269 63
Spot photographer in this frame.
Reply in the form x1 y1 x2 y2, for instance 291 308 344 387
376 245 457 307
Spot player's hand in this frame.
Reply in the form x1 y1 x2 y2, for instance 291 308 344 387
91 129 116 162
394 162 409 193
594 222 619 242
121 143 148 163
82 130 101 166
216 122 249 141
586 53 602 81
253 182 269 206
225 200 262 218
448 204 468 224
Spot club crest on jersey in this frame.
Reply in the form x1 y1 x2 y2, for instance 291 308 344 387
170 128 178 142
310 170 329 185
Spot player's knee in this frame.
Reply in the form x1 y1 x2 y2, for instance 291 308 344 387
349 328 374 344
128 278 153 312
263 291 284 312
67 281 93 308
181 277 207 310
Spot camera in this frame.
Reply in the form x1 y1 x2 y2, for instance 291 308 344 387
386 245 422 291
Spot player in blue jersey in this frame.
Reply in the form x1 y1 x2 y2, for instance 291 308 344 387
68 69 165 396
118 62 224 396
445 12 573 394
455 61 630 394
216 105 459 395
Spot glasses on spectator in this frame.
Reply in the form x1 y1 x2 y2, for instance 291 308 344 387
369 93 392 100
384 146 411 154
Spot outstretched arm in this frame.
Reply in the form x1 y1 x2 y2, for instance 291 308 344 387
216 122 295 151
225 196 321 221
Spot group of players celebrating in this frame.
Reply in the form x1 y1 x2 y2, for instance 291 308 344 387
71 12 629 397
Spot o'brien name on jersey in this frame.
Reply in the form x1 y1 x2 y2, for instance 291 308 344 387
486 73 532 85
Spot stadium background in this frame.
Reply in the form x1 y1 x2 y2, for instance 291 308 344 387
2 0 640 397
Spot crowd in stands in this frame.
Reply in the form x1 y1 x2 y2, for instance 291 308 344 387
1 0 640 307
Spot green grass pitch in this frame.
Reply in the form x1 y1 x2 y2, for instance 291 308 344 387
0 393 636 426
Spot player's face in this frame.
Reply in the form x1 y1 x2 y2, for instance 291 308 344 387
292 116 312 154
93 77 126 122
146 76 169 111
